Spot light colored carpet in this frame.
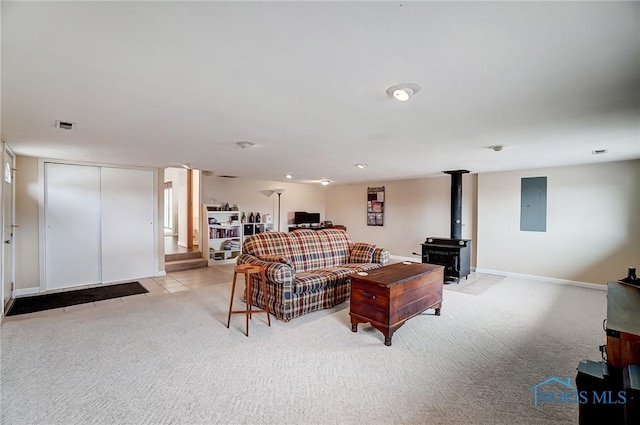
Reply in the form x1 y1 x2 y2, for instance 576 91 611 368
1 275 606 424
443 271 505 295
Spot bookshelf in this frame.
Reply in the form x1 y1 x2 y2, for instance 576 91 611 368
202 205 242 264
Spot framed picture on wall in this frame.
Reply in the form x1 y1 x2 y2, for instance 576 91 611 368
367 186 384 226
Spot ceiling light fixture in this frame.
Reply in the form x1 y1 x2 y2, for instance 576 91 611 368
386 83 421 102
285 174 292 179
489 145 504 152
236 141 255 149
355 163 368 169
321 180 330 186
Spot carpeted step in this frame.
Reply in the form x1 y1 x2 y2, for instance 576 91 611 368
165 257 208 272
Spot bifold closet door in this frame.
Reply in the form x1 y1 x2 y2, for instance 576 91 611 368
100 167 155 283
45 163 101 290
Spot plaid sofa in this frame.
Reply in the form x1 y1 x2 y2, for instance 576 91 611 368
237 229 389 322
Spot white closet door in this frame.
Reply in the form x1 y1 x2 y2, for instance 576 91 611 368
100 167 155 283
45 163 101 290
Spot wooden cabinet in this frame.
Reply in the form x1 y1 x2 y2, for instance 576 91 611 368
202 205 242 264
606 281 640 368
349 262 444 346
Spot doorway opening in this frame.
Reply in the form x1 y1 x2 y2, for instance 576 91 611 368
163 168 205 270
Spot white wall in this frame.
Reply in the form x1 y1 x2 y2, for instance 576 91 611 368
200 176 326 232
326 174 477 261
11 157 638 291
14 156 39 291
476 160 640 285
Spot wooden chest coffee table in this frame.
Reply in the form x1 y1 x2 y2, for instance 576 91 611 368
349 262 444 346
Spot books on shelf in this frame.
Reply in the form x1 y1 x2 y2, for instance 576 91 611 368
209 227 240 239
220 239 241 251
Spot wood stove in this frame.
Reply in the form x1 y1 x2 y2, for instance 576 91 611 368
421 237 471 282
421 170 472 283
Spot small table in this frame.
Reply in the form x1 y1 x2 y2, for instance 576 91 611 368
349 262 444 346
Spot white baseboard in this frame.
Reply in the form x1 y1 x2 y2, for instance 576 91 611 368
388 256 605 291
389 255 421 263
155 271 166 277
14 287 40 297
474 268 607 291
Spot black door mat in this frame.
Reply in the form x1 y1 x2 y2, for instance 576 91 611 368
6 282 148 316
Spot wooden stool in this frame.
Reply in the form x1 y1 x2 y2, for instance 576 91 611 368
226 264 271 336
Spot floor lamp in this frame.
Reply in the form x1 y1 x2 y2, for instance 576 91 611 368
273 188 285 231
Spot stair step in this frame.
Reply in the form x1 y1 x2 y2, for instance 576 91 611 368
165 257 208 272
165 251 202 262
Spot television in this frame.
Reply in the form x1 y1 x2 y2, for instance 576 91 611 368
294 211 321 225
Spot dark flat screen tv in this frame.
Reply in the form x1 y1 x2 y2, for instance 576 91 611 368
294 211 321 225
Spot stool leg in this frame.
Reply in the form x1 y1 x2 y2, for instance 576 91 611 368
248 274 253 320
245 272 251 337
261 268 271 327
227 271 238 328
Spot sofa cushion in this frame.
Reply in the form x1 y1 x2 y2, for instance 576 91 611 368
349 242 376 263
243 229 351 273
342 263 383 273
293 267 353 294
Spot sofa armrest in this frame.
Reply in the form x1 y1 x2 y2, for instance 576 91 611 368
372 248 390 266
236 254 294 285
259 254 294 268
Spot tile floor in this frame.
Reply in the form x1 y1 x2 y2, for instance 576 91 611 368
3 264 237 322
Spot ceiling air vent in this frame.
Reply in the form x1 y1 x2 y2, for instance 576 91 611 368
55 120 76 130
592 149 608 155
218 175 238 179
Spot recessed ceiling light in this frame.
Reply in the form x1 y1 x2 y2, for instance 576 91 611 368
321 180 331 186
285 174 292 179
592 149 608 155
355 163 368 169
489 145 504 152
236 141 255 149
386 83 421 102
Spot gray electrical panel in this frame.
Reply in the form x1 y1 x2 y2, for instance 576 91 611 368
520 177 547 232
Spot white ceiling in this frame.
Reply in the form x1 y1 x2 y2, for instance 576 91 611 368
2 1 639 184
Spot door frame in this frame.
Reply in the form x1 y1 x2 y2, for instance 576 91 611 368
1 144 16 317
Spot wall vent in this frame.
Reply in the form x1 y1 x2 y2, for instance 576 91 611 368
55 120 76 130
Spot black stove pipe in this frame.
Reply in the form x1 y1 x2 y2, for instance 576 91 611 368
444 170 470 240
